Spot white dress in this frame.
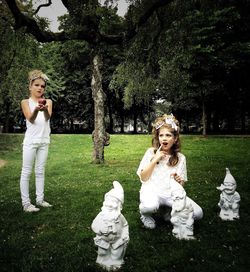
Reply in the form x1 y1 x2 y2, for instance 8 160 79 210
137 148 187 198
137 148 203 219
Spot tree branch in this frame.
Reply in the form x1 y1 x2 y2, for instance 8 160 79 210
6 0 173 44
61 0 70 9
34 0 52 15
6 0 67 42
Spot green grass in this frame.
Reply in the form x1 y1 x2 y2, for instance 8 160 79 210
0 134 250 272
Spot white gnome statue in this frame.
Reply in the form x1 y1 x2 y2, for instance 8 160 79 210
217 168 241 220
170 188 195 240
91 181 129 271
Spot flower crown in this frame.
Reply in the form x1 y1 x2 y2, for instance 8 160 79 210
29 70 49 84
153 114 178 131
30 74 49 82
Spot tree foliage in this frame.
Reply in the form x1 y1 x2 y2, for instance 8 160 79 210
2 0 250 136
0 2 41 131
111 0 250 133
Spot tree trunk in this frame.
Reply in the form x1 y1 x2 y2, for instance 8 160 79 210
132 98 137 134
202 99 207 136
133 111 137 134
91 54 106 163
120 114 125 133
206 108 211 133
106 89 114 133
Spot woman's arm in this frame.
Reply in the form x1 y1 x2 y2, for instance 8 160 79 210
21 99 39 123
40 99 52 121
140 157 158 182
172 154 187 186
140 145 167 182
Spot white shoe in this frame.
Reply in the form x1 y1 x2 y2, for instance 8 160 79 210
24 204 40 213
140 215 156 229
36 201 52 208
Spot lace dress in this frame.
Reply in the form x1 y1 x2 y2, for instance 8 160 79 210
136 148 187 198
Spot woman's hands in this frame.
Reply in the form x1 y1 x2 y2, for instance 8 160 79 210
171 173 185 186
152 144 168 163
34 104 47 112
40 99 52 120
154 145 185 186
38 104 48 111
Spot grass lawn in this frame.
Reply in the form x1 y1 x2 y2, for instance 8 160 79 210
0 133 250 272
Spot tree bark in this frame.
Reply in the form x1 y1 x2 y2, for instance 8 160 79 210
106 89 114 133
120 115 125 133
91 55 106 163
202 99 207 136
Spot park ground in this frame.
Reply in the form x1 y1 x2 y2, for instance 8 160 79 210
0 134 250 272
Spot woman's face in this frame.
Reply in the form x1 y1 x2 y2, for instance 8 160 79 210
158 127 176 154
29 78 46 98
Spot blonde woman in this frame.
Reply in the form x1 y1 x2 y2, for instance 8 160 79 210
20 70 52 212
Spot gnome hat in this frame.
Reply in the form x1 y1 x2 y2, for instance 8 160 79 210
217 168 237 191
223 168 236 185
105 181 124 204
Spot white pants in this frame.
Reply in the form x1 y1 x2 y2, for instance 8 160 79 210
20 143 49 207
139 181 203 220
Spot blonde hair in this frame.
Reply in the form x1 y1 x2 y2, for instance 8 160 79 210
28 70 49 85
152 114 181 166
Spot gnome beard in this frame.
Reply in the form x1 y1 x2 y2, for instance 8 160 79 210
101 198 121 221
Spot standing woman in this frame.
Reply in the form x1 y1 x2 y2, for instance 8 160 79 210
20 70 52 212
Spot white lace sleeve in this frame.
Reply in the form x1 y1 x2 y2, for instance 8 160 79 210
136 148 154 182
177 153 188 182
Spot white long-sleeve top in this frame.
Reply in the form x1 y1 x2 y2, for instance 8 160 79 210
136 148 187 196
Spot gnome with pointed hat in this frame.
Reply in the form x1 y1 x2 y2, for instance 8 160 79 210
170 188 195 240
91 181 129 271
217 168 241 220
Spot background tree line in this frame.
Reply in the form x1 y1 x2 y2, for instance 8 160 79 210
1 0 250 137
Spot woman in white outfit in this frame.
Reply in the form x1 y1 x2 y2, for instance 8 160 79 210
137 114 203 229
20 70 52 212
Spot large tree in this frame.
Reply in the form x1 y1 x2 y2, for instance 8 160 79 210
5 0 174 162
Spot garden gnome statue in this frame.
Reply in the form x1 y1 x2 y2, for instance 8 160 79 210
91 181 129 271
217 168 240 220
170 188 195 240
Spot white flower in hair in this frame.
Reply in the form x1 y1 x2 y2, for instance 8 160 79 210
41 73 49 81
165 114 178 131
29 70 49 83
155 114 178 131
